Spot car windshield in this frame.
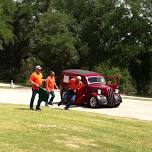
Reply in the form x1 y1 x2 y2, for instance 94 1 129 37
87 76 106 84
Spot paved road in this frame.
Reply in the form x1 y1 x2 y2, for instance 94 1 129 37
0 86 152 121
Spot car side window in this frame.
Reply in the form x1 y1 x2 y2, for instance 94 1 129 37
88 77 97 83
63 75 69 83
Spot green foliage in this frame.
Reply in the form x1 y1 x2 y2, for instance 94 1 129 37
16 56 42 83
30 10 79 73
0 0 151 97
147 82 152 97
94 63 137 95
0 0 14 49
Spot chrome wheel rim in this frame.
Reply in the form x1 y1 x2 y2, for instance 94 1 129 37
90 97 97 107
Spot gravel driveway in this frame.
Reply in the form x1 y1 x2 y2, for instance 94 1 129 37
0 86 152 121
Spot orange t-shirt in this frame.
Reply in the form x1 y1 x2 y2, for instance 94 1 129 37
69 78 83 91
29 72 43 90
46 76 57 92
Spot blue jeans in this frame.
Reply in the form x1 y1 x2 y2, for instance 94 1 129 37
46 91 55 105
30 88 41 108
65 95 76 109
58 90 76 108
49 91 55 102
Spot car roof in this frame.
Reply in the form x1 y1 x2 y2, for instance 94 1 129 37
62 69 102 77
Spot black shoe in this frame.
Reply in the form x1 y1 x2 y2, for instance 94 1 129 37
30 107 34 110
36 107 41 110
58 102 61 106
64 107 69 110
45 104 49 107
48 102 53 105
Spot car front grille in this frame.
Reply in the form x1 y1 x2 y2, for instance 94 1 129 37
107 88 114 105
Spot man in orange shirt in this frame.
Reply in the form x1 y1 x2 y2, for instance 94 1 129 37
45 71 59 106
29 65 43 110
58 76 83 110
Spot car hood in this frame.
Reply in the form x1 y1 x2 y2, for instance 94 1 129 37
88 83 111 90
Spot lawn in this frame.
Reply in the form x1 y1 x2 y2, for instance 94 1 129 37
0 104 152 152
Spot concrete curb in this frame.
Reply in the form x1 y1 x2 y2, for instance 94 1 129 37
121 95 152 102
0 83 24 88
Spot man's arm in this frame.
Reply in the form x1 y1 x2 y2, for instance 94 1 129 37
55 82 59 89
30 81 40 87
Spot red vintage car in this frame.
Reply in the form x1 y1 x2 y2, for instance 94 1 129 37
60 69 122 108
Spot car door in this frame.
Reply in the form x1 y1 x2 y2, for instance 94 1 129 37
75 77 87 104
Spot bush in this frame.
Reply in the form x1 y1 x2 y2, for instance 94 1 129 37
94 63 137 95
16 57 42 84
147 82 152 97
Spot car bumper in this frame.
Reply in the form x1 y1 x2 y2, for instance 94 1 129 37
96 95 108 105
97 94 122 105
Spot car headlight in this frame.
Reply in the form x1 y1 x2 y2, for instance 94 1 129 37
97 89 102 94
115 89 119 94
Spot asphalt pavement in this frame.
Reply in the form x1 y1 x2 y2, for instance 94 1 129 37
0 83 152 121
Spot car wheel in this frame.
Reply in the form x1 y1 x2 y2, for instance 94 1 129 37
89 97 98 108
112 96 122 108
113 103 120 108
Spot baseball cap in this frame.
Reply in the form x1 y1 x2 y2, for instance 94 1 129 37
35 65 42 70
76 76 81 80
50 71 55 75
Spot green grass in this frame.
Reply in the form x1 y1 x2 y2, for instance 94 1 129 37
0 104 152 152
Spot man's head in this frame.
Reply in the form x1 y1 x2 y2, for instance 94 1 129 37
49 71 55 76
76 76 81 81
35 65 42 73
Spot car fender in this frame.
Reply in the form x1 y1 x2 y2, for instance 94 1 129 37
89 93 108 105
90 93 98 98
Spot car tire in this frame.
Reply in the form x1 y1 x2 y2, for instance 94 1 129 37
89 97 98 108
113 103 120 108
112 96 122 108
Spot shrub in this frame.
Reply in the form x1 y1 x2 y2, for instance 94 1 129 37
16 57 42 84
94 63 137 95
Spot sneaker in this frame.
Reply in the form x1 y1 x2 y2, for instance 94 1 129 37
45 104 49 107
36 107 41 111
58 102 61 106
64 107 69 110
30 107 34 110
48 102 53 105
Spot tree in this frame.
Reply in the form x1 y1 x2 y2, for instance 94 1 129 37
30 9 79 75
0 0 14 50
127 0 152 95
0 0 14 81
